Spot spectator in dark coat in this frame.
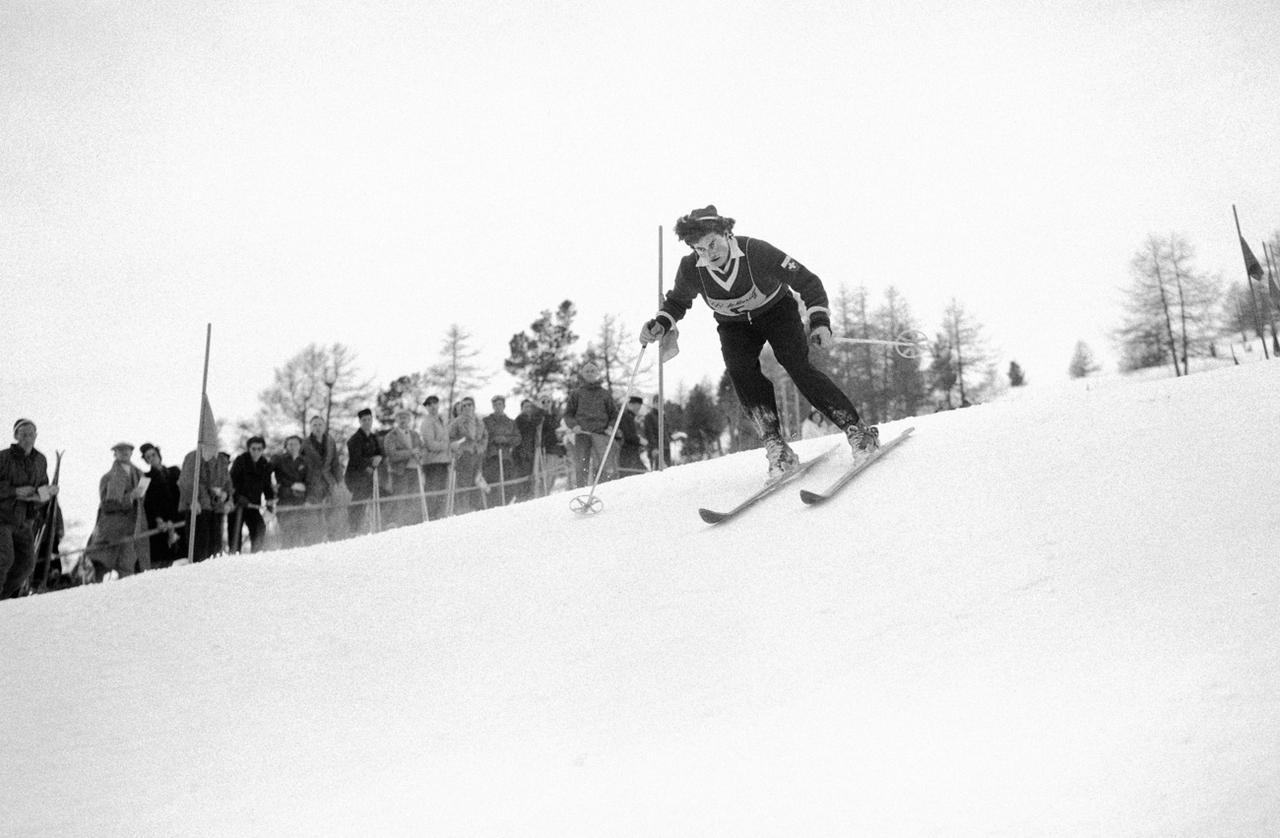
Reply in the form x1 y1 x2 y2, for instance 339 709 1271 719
0 419 55 599
140 443 182 568
563 361 619 486
273 435 321 548
230 436 276 553
345 408 383 534
643 395 672 469
618 397 645 476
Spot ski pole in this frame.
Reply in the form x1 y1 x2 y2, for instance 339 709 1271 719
497 450 507 506
571 345 648 516
415 463 430 523
38 449 64 592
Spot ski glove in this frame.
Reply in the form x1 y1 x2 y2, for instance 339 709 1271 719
639 318 667 345
809 325 833 349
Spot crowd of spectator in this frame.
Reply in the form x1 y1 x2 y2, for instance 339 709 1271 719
1 377 674 600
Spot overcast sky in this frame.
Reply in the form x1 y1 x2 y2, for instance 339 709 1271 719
4 0 1278 472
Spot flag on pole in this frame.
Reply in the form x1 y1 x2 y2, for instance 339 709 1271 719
198 394 218 449
1240 236 1264 282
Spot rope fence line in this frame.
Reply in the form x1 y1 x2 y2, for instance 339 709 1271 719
44 457 652 564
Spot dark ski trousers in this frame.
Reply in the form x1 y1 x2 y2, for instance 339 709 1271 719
0 523 36 599
717 294 861 437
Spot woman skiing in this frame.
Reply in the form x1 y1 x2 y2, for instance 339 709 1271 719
639 205 877 478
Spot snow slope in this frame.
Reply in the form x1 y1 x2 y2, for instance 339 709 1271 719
3 363 1279 837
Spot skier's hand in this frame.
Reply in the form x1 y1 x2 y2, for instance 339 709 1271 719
809 325 833 349
639 318 666 345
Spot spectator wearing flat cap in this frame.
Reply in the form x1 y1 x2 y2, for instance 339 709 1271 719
382 408 425 527
140 443 183 568
0 419 55 599
345 408 383 534
87 442 147 581
482 395 521 504
418 396 451 520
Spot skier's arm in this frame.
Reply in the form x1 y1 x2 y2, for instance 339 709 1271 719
759 239 830 331
642 258 698 342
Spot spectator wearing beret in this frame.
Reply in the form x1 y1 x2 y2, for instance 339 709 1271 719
0 419 55 599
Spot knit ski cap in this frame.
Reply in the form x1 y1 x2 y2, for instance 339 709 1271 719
13 418 35 437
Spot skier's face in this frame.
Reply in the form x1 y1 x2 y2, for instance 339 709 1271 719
691 232 730 268
14 422 36 452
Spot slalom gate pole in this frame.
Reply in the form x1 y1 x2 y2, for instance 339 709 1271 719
656 224 666 471
570 344 648 515
188 324 212 563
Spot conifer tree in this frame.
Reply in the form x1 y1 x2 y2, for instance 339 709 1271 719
1067 343 1101 379
681 382 725 461
504 301 578 400
428 324 490 409
255 343 376 441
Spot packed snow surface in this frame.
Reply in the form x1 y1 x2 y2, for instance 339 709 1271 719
4 363 1279 836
